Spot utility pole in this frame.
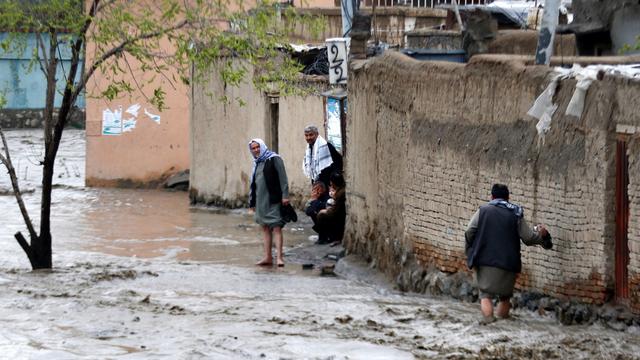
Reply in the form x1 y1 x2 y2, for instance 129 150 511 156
341 0 359 37
535 0 561 65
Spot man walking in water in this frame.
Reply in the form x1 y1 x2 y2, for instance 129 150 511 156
465 184 553 324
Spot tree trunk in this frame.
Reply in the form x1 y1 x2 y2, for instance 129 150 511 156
12 28 84 270
15 232 51 269
35 155 55 269
29 31 59 270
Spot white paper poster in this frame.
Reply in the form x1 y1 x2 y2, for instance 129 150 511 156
101 104 161 136
102 109 122 135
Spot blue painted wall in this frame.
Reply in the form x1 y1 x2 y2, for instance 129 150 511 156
0 32 85 109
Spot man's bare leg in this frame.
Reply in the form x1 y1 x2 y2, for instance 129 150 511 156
496 299 511 318
256 225 273 266
479 297 497 324
480 298 494 318
273 227 284 266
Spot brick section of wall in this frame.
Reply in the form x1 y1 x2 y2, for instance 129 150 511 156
346 53 640 312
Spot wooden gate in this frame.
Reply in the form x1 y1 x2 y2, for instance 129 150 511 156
615 135 630 301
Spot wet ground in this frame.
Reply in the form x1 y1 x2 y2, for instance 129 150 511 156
0 129 639 359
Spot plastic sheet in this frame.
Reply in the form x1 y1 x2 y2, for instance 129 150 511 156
528 64 640 140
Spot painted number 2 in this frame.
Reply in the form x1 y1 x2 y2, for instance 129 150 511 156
330 44 347 83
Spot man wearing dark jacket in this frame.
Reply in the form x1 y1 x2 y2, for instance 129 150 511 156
304 182 331 244
465 184 553 324
317 172 346 244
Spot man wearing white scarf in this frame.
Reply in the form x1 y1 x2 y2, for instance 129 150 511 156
302 125 343 186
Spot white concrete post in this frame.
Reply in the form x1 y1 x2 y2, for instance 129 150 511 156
535 0 561 65
340 0 358 37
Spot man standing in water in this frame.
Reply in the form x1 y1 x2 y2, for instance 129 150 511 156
248 139 290 267
465 184 553 324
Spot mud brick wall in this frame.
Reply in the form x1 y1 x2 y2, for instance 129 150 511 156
190 60 328 207
617 78 640 312
346 52 640 312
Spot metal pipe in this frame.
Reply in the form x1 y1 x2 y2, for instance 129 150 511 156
452 0 464 31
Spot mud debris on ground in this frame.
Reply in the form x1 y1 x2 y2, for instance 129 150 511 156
0 129 639 359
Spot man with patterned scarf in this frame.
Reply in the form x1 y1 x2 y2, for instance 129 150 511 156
302 125 343 187
465 184 553 324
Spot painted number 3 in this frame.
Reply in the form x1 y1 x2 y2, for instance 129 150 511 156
330 44 347 82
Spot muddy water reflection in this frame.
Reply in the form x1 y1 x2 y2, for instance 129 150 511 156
0 129 311 267
79 189 311 264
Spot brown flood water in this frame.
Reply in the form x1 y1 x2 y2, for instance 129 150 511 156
1 129 639 359
77 189 312 265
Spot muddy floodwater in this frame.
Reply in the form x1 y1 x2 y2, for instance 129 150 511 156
0 129 639 359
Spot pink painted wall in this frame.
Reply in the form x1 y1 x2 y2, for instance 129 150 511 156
84 0 337 188
85 51 189 187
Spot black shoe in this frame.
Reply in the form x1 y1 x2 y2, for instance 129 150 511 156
542 233 553 250
315 235 330 245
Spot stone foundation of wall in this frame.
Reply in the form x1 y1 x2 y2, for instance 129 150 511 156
0 108 85 129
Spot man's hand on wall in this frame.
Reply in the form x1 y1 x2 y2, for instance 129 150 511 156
536 224 553 250
536 224 549 238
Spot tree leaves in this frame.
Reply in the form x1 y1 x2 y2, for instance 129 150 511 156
0 0 325 109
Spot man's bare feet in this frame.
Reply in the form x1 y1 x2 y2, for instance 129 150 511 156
276 258 285 267
256 258 273 266
479 315 496 325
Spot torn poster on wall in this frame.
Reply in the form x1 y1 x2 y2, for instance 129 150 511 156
326 97 343 153
101 104 161 135
102 108 122 135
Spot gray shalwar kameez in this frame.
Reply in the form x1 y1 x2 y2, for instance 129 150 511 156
465 206 546 299
254 157 289 228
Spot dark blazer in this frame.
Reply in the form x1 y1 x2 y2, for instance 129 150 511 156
317 187 346 242
249 157 284 208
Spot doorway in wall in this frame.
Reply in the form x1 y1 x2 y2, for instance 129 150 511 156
615 134 630 302
266 96 279 153
322 90 347 156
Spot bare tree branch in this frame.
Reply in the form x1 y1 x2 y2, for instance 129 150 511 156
14 232 38 267
151 56 178 91
43 30 59 147
34 32 49 77
56 42 69 85
123 55 153 103
61 0 100 121
0 128 38 241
